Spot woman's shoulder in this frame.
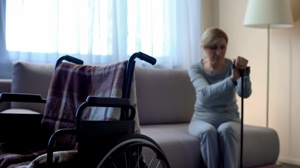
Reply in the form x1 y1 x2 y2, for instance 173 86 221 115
189 61 205 78
190 60 203 69
225 58 233 64
224 58 233 69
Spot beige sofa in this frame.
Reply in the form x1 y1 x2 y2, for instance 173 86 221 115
0 61 280 168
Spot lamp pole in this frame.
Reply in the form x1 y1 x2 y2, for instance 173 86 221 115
266 25 270 128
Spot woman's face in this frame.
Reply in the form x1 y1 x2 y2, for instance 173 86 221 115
203 37 227 65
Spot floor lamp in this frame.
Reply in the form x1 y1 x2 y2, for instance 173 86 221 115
243 0 293 128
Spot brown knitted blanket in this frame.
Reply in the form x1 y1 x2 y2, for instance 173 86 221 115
42 60 131 147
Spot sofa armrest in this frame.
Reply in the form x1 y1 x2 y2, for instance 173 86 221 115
0 91 48 144
0 79 12 112
0 79 12 92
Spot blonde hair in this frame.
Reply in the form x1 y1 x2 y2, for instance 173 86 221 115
201 27 228 48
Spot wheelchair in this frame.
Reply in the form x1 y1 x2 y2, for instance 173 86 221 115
0 52 170 168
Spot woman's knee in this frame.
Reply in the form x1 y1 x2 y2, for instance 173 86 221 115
200 126 218 139
189 121 217 138
218 122 240 139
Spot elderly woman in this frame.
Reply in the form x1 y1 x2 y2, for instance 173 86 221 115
188 27 252 168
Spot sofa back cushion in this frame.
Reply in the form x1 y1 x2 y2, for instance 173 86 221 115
11 61 54 113
135 67 195 125
10 61 197 124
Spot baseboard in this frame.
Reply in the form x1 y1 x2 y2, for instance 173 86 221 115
278 156 300 166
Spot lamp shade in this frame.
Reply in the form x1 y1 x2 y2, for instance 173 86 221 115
244 0 293 28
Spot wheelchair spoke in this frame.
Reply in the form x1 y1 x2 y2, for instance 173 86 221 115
97 134 170 168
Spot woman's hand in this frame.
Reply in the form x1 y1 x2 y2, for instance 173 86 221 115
234 56 248 70
231 67 240 82
231 56 249 81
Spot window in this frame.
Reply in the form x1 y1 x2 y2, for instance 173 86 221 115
5 0 203 68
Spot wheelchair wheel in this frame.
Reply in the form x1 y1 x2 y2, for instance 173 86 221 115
97 134 170 168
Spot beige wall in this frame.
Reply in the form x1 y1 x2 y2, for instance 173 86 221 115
216 0 300 165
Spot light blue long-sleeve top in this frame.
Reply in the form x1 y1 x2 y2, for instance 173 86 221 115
188 59 252 127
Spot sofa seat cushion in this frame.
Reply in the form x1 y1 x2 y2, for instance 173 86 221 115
141 124 201 168
141 124 279 168
242 125 279 168
0 109 41 114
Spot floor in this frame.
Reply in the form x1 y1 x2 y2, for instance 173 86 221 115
280 163 300 168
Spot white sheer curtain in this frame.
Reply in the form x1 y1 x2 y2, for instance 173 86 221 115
0 0 12 79
5 0 205 70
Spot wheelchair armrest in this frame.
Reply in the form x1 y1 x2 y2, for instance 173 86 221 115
86 97 132 108
0 92 46 103
76 97 136 122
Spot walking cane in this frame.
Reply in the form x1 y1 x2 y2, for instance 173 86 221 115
240 69 244 168
233 64 245 168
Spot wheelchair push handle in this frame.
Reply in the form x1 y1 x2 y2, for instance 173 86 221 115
55 55 84 70
124 52 157 100
137 52 157 65
63 55 84 64
130 52 157 65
